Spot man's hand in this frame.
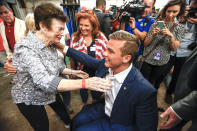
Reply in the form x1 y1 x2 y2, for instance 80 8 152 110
160 107 182 129
187 17 197 24
4 59 17 75
54 43 65 50
71 70 89 79
129 17 136 29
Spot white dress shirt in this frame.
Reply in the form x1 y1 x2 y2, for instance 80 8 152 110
105 64 132 117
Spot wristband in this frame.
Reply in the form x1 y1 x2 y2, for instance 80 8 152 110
82 79 85 89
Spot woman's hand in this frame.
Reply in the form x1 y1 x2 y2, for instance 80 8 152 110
152 27 160 37
71 70 89 79
86 77 112 92
161 25 174 38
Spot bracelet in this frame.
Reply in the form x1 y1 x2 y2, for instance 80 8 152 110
82 79 85 89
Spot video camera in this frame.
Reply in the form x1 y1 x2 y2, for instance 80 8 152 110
187 8 197 18
119 0 146 22
108 5 120 20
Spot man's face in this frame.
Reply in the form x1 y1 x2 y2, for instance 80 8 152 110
0 5 14 24
103 39 125 71
102 4 106 12
141 0 154 18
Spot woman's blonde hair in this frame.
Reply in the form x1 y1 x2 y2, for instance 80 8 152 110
25 13 36 36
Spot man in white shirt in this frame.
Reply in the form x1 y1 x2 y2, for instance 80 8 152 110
62 30 158 131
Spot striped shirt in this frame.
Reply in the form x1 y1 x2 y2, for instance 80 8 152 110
70 32 108 69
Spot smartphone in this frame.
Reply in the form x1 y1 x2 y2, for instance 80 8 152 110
157 21 164 30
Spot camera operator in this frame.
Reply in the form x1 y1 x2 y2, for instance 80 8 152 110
94 0 111 38
121 0 156 56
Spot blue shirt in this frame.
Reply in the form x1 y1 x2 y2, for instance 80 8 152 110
125 14 154 55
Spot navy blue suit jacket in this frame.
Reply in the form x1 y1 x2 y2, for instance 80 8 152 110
67 48 158 131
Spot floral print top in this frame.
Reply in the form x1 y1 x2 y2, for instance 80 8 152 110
11 32 64 105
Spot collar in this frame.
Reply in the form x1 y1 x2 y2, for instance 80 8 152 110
94 8 103 12
28 31 47 50
4 17 15 26
144 14 150 19
108 63 132 84
137 14 150 22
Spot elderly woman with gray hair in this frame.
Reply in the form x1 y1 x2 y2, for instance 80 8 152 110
8 3 111 131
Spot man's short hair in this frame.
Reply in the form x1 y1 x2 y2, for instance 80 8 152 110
0 1 11 9
109 30 139 59
96 0 106 7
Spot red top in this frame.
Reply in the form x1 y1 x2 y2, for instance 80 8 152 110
0 19 5 51
4 17 15 52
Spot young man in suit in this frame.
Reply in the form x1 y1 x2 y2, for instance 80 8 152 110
62 30 158 131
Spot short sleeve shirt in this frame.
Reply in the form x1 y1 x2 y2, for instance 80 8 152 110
143 23 184 66
125 14 155 55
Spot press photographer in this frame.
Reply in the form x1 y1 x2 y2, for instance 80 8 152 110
185 5 197 50
120 0 155 56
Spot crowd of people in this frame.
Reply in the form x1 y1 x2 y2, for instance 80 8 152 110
0 0 197 130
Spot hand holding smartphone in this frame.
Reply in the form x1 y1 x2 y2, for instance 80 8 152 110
157 21 164 30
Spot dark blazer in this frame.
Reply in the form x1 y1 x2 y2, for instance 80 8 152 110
67 48 158 131
172 47 197 131
94 9 111 38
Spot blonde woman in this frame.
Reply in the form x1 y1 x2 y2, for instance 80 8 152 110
24 13 36 36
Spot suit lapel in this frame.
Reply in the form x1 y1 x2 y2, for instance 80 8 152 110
186 46 197 62
111 67 136 113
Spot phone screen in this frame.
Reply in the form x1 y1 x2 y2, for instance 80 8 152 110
157 21 164 30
